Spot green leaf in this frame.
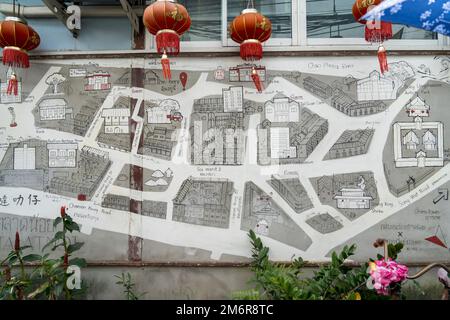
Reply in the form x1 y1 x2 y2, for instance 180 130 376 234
51 243 65 251
53 217 62 227
22 254 42 262
27 282 50 299
67 242 84 254
54 231 65 240
65 221 80 232
69 257 87 268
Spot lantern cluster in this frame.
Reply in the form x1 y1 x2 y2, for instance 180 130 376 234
352 0 392 73
142 1 272 92
143 0 191 80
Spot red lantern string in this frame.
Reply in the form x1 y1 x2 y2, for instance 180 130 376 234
161 52 171 80
6 72 18 96
353 0 392 74
378 45 389 74
365 20 392 74
251 67 263 93
143 1 191 82
230 7 272 93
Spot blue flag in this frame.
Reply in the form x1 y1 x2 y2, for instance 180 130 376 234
362 0 450 36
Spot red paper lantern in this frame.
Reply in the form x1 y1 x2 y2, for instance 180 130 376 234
0 16 40 69
230 8 272 93
352 0 392 74
143 0 191 80
352 0 383 24
230 8 272 62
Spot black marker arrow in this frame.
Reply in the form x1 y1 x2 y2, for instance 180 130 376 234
433 189 449 204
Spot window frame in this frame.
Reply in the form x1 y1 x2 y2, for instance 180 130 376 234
26 0 449 54
146 0 450 52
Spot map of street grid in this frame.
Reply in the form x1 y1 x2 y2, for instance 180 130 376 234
0 56 449 262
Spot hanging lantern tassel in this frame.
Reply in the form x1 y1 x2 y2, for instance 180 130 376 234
161 52 171 80
2 47 30 69
155 30 180 55
251 68 263 93
7 72 18 96
378 44 389 74
241 40 263 61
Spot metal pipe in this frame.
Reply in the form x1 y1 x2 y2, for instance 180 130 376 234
406 263 450 280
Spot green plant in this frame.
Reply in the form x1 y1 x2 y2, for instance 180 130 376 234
0 232 40 300
234 230 405 300
115 272 144 300
29 207 87 300
0 207 87 300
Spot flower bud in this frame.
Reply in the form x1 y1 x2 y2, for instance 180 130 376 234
14 231 20 252
60 206 66 218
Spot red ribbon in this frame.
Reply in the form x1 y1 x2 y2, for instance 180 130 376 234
161 55 171 80
251 69 263 93
7 78 18 95
378 45 389 74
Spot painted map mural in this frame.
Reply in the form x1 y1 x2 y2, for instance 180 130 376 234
0 55 449 263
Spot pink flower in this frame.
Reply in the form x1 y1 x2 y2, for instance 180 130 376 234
369 259 408 295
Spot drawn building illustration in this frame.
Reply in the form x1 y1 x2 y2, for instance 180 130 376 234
306 213 343 234
303 76 332 99
406 96 430 117
142 200 167 219
292 113 328 159
357 70 397 101
268 175 313 214
270 127 297 159
47 143 77 168
39 98 73 121
214 66 225 80
101 108 131 134
147 99 180 124
223 86 243 112
13 144 36 170
144 70 164 85
393 116 444 168
143 127 175 159
73 105 97 136
0 140 47 190
333 177 373 209
331 89 386 116
334 188 373 209
229 64 265 82
191 90 246 165
327 129 374 159
172 178 233 229
423 130 437 150
49 146 111 199
101 194 130 212
403 131 419 150
265 94 300 123
84 71 111 91
241 181 312 250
